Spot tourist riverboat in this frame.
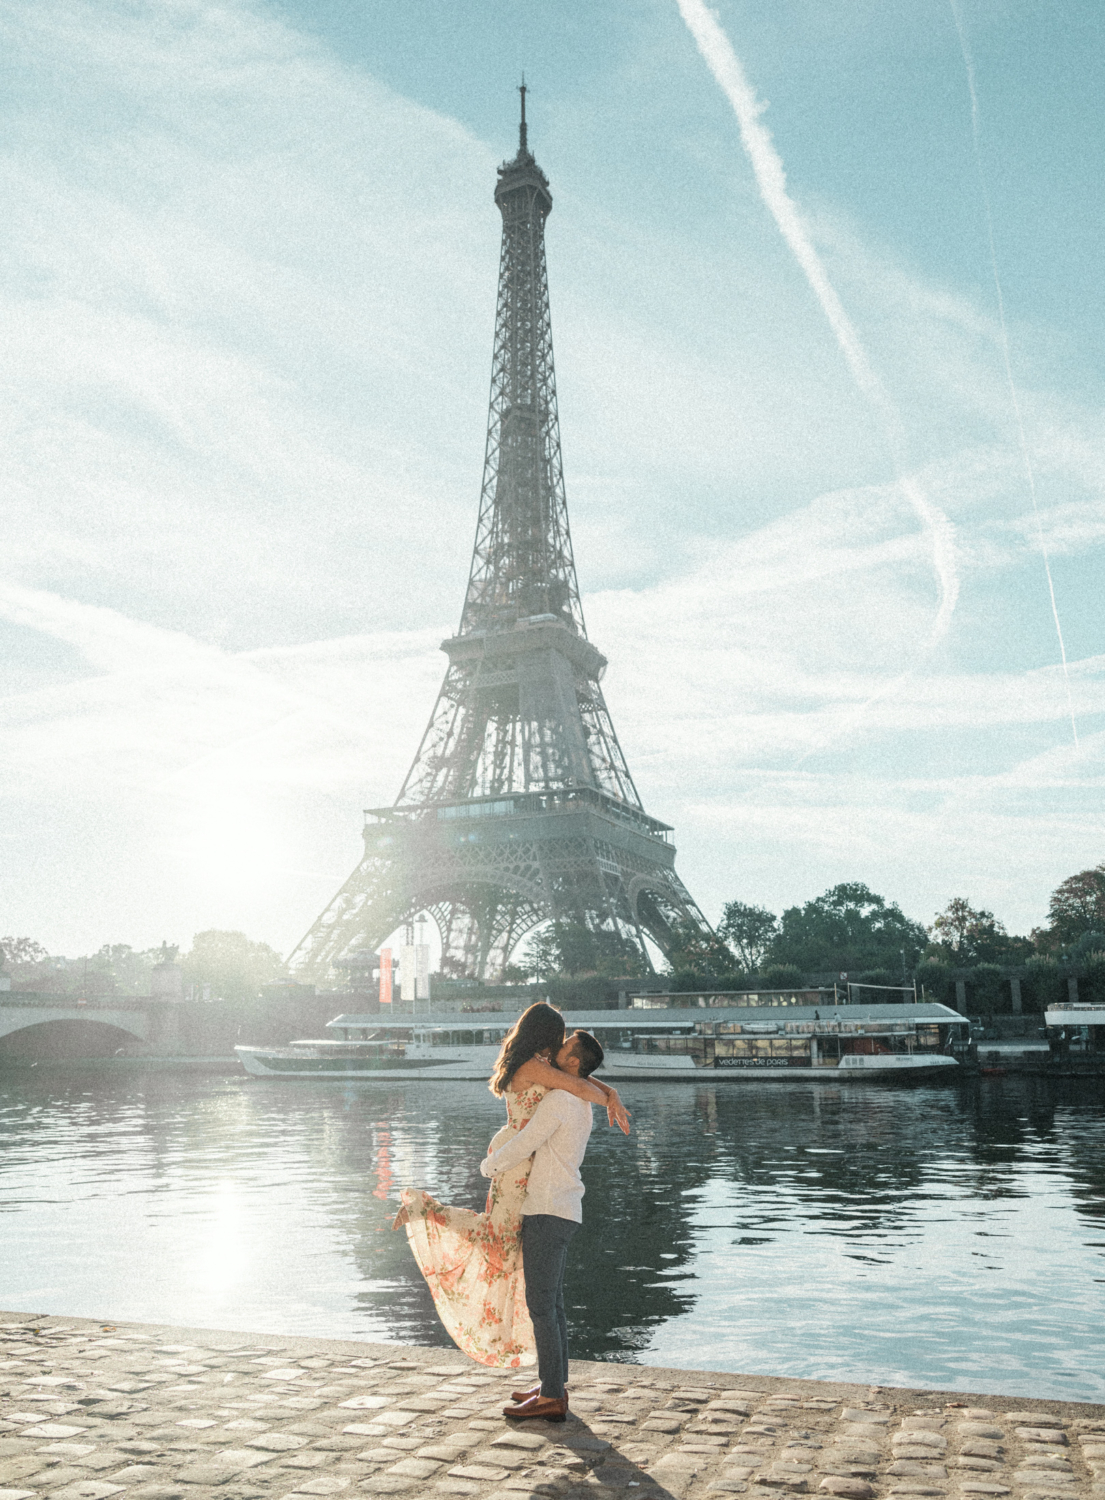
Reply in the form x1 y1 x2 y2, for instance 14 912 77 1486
1043 998 1105 1054
235 995 966 1082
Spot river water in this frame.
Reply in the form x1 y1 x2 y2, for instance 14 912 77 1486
1 1071 1103 1400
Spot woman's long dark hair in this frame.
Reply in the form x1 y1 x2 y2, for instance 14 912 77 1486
489 1002 565 1096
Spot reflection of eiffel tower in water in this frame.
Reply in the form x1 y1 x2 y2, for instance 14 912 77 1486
291 90 713 984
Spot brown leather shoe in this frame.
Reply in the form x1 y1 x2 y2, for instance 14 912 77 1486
503 1392 567 1423
510 1382 568 1403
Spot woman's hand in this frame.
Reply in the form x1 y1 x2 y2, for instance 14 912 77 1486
604 1089 632 1136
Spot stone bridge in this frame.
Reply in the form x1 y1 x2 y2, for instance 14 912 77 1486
0 992 188 1059
0 984 349 1062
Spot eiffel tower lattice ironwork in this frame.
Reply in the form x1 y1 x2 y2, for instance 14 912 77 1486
290 91 713 983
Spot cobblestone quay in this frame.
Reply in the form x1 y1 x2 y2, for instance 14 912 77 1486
1 1316 1101 1500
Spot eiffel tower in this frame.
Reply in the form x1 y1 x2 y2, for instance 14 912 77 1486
290 90 713 984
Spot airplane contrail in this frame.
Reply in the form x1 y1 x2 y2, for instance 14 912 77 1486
948 0 1078 747
674 0 959 644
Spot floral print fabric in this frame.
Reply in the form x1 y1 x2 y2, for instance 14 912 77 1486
399 1084 546 1367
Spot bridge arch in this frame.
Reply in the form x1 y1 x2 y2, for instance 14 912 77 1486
0 1009 148 1062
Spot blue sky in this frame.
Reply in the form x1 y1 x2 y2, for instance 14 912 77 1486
0 0 1101 959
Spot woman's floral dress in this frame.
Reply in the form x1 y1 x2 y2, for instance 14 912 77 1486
399 1085 546 1367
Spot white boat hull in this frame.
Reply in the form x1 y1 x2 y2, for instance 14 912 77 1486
236 1042 958 1082
235 1043 503 1081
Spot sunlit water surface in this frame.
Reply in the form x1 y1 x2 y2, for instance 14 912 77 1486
1 1073 1103 1399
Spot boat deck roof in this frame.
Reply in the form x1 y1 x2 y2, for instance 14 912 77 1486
327 1001 964 1031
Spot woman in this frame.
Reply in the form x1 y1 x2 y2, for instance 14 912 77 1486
393 1002 629 1367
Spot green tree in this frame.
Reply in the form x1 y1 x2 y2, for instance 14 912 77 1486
717 901 778 970
770 883 927 975
181 930 286 1002
1023 956 1064 1012
0 936 53 989
1041 864 1105 947
966 963 1007 1016
928 897 1030 964
915 958 953 1005
518 920 648 981
662 919 741 986
757 963 805 990
0 936 49 968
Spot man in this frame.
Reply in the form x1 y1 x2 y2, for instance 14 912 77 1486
479 1028 608 1422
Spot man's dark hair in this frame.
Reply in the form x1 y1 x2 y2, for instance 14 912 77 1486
570 1030 604 1078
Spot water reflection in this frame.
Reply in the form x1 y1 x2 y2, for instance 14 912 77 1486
0 1072 1102 1398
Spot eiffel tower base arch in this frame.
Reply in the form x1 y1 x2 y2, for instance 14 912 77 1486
292 789 708 983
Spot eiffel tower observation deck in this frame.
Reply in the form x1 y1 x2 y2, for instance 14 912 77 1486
291 90 713 983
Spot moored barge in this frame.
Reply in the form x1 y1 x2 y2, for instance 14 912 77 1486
235 994 966 1082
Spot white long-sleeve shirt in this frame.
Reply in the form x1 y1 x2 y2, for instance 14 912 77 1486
479 1089 593 1223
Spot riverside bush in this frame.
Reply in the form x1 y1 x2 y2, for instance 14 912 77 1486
916 960 954 1006
967 963 1007 1015
1023 956 1064 1011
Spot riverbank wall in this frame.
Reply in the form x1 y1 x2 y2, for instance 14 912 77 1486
0 1311 1101 1500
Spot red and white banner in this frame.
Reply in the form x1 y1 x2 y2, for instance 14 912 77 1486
378 947 392 1005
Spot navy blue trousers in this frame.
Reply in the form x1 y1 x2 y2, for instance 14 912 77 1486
521 1213 579 1398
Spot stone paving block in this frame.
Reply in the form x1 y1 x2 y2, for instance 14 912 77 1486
489 1435 544 1453
448 1464 511 1482
60 1453 131 1474
25 1463 96 1487
49 1484 126 1500
356 1414 413 1432
0 1491 36 1500
476 1450 530 1470
173 1448 274 1483
0 1460 48 1485
385 1457 443 1478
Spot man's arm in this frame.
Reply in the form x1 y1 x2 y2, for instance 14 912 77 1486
479 1091 580 1179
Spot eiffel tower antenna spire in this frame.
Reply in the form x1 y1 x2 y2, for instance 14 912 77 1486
290 99 714 986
